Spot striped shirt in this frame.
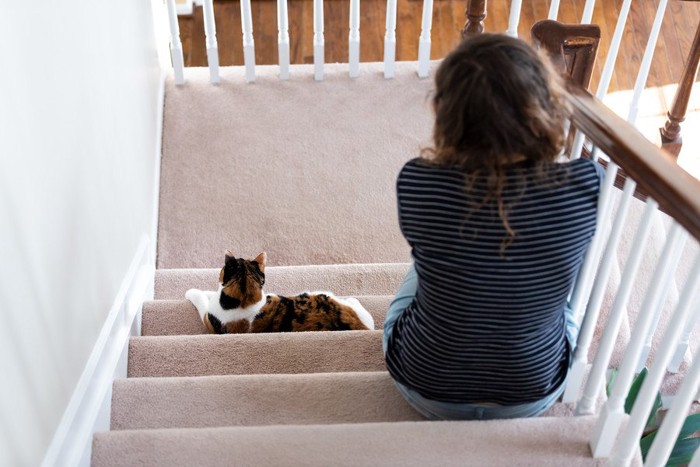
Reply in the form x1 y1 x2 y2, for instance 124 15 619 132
385 157 603 404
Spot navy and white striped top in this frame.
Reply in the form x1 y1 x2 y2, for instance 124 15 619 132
385 157 604 404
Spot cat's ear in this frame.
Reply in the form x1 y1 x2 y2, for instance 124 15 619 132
253 251 267 272
225 250 235 260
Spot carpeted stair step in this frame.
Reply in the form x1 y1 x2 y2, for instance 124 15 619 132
141 295 392 336
154 262 410 300
112 371 595 431
111 371 422 430
128 330 384 377
92 416 641 466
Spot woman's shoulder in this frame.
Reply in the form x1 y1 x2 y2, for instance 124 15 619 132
567 157 605 176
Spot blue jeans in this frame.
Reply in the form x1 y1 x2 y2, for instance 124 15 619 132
383 262 579 421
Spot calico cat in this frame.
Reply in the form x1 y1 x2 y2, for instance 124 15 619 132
185 251 375 333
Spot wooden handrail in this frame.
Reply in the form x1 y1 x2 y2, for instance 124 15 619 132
566 84 700 242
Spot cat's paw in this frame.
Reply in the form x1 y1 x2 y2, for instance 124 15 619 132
186 288 209 320
185 288 201 303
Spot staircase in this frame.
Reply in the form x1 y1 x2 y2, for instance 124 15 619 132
93 265 637 466
86 61 700 465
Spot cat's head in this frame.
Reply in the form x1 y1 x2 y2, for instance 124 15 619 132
217 251 267 310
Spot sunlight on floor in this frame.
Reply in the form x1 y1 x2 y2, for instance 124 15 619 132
603 83 700 180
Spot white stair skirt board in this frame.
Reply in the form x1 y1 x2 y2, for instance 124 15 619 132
41 236 155 467
41 72 165 467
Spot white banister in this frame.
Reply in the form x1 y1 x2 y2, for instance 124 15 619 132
668 272 700 372
241 0 256 83
277 0 290 80
567 160 618 325
613 251 700 467
594 0 633 100
506 0 522 38
165 0 186 85
565 178 636 404
637 229 688 372
626 0 669 125
581 0 596 24
417 0 434 78
349 0 361 78
577 197 657 416
314 0 325 81
590 222 686 458
548 0 560 20
202 0 221 83
384 0 398 79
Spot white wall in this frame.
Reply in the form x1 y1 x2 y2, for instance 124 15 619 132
0 1 163 465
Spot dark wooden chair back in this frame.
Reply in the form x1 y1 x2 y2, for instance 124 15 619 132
531 19 601 90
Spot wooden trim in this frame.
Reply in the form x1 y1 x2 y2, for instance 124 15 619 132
566 83 700 242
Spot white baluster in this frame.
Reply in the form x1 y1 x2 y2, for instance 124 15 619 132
565 178 636 404
417 0 434 79
314 0 325 80
637 229 688 372
548 0 560 20
690 441 700 467
581 0 596 24
669 270 700 372
166 0 186 85
613 251 700 467
349 0 360 78
384 0 398 79
240 0 256 83
567 160 619 326
594 0 633 99
202 0 220 83
568 131 586 160
277 0 290 79
506 0 522 38
626 0 669 125
632 330 700 466
577 198 657 416
590 221 684 459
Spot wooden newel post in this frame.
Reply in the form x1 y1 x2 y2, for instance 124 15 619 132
660 18 700 159
462 0 487 38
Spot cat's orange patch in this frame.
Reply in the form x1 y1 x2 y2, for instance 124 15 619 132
225 319 251 333
250 294 368 332
202 313 217 334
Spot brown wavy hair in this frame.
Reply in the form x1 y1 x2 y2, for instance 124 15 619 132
423 33 571 252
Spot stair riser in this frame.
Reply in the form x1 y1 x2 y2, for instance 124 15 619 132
128 331 385 378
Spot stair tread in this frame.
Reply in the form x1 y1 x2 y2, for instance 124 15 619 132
128 330 385 377
113 371 593 431
142 295 392 336
154 262 410 300
93 416 641 466
112 371 422 430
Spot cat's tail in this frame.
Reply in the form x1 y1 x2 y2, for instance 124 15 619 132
341 297 375 330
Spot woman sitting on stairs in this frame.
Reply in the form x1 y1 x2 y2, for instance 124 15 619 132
383 33 604 420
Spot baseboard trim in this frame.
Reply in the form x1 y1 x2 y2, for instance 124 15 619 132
150 70 166 268
41 235 155 467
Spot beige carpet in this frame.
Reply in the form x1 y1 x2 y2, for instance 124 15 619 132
93 417 640 466
158 62 435 269
91 61 700 465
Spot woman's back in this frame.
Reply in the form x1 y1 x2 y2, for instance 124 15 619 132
385 157 603 404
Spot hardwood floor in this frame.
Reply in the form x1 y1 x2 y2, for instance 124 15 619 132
177 0 700 93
